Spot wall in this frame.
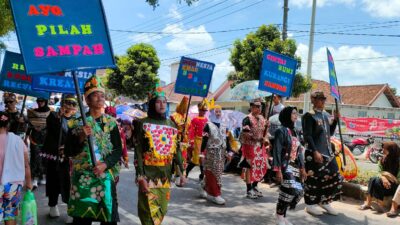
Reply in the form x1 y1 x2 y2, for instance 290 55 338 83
370 93 392 108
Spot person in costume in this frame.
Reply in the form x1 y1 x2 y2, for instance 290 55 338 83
26 97 51 188
41 94 77 223
3 93 27 138
186 99 209 180
240 98 268 199
200 105 227 205
302 91 342 216
170 96 190 186
273 106 307 225
65 75 122 225
133 86 185 225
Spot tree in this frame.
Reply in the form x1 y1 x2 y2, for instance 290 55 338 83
106 43 160 100
146 0 197 8
229 25 311 97
0 0 14 50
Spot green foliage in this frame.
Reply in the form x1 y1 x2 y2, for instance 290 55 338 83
229 24 311 97
0 0 15 49
350 170 379 186
106 43 160 100
146 0 198 8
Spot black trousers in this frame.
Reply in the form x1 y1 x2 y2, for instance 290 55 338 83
368 176 398 200
73 218 117 225
46 160 70 207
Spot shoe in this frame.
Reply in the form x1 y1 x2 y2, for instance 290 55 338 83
359 204 372 210
246 190 258 199
65 216 74 224
40 179 46 185
208 195 226 205
198 186 207 199
49 205 60 218
275 214 286 225
386 211 399 218
284 217 293 225
32 179 38 190
319 203 339 216
253 188 263 197
305 205 323 216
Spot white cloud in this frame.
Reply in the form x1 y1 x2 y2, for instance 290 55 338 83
290 0 356 8
167 5 182 19
212 59 234 91
362 0 400 18
137 13 145 19
165 24 214 53
296 43 400 90
129 33 162 43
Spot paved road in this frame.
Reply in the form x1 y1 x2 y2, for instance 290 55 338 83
35 153 395 225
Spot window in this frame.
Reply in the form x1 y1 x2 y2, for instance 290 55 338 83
358 111 367 117
388 113 395 119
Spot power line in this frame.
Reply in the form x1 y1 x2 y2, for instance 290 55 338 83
110 26 262 34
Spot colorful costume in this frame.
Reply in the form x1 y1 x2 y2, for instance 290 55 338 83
64 76 122 223
134 89 183 225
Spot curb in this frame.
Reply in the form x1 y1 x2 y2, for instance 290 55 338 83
342 182 392 208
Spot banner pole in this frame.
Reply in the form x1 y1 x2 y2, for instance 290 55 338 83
19 95 27 116
335 98 346 166
181 95 192 142
72 71 96 166
267 94 274 120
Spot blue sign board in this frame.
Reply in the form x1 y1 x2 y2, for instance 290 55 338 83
32 70 95 94
174 57 214 97
0 51 50 99
327 48 341 101
258 50 297 97
9 0 115 74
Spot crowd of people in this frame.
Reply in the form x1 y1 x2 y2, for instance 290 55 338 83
0 77 399 225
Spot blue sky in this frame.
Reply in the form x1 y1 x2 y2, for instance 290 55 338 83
2 0 400 93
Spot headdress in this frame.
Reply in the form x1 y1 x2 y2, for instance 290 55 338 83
84 75 105 98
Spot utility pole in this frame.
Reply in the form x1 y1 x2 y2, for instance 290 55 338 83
282 0 289 41
303 0 317 113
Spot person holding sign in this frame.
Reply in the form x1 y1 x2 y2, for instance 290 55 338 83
186 100 209 181
65 76 122 225
302 91 342 216
133 87 185 225
41 94 77 223
239 99 268 199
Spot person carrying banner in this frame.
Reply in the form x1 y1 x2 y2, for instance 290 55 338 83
199 105 227 205
41 94 77 223
65 75 122 225
170 96 191 187
133 87 186 225
240 99 268 199
273 106 307 225
26 97 51 189
302 91 343 216
3 93 27 138
186 99 209 181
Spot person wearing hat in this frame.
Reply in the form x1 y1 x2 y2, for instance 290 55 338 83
26 96 51 188
273 106 307 225
170 96 191 187
3 93 27 137
185 99 209 180
64 75 122 225
240 98 268 199
41 94 77 223
133 86 185 225
302 90 342 216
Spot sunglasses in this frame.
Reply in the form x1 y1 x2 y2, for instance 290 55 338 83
64 100 77 106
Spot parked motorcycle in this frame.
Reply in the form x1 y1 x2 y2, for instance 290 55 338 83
367 144 384 164
344 137 374 156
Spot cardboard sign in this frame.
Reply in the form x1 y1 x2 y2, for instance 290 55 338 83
258 50 297 97
0 51 50 99
327 48 341 101
10 0 115 74
32 70 95 93
174 57 214 97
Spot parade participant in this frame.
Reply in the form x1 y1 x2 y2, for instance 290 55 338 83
240 99 268 199
134 87 185 225
273 106 307 225
360 142 400 214
186 99 209 181
272 95 285 116
65 75 122 225
3 93 27 137
200 105 227 205
41 94 77 223
302 91 342 216
0 111 32 225
170 96 190 186
26 97 51 189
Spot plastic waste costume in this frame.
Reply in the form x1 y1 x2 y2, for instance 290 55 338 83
134 88 184 225
64 75 122 224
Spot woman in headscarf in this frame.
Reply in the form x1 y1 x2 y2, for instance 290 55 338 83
273 106 307 225
134 87 185 225
199 105 227 205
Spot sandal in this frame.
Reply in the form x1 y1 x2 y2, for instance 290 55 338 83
359 204 372 210
386 211 398 218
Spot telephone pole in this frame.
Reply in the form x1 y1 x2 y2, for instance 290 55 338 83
282 0 289 40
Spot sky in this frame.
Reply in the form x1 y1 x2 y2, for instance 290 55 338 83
1 0 400 93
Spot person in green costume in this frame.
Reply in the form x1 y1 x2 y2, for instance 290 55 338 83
64 75 122 225
134 86 186 225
